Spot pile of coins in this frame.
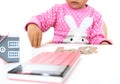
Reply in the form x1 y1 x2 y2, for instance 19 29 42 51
55 46 97 55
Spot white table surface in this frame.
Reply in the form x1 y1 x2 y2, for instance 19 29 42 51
0 44 120 84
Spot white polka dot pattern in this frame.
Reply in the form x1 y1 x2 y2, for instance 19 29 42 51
26 3 107 44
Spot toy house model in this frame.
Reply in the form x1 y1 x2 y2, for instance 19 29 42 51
0 35 19 63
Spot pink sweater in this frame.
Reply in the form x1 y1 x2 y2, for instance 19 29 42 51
25 3 110 44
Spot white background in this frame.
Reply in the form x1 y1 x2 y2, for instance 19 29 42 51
0 0 119 45
0 1 120 84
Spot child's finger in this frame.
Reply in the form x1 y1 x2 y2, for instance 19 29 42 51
33 34 39 48
37 32 42 47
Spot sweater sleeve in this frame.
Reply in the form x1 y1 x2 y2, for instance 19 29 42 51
25 5 58 32
88 11 108 44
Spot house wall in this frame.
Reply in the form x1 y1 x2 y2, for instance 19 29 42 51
0 36 19 62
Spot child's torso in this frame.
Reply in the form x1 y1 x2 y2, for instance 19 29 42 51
52 4 96 44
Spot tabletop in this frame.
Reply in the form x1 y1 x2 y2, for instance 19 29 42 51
0 44 120 84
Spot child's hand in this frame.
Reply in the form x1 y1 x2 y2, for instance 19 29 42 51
27 24 42 48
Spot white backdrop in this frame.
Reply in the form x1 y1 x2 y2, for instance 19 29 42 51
0 0 119 45
0 1 120 83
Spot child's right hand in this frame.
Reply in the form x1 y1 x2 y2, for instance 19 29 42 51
27 24 42 48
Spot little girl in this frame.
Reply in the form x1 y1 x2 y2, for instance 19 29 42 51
25 0 112 48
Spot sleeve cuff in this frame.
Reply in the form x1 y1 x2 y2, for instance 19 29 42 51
24 22 39 31
100 40 112 45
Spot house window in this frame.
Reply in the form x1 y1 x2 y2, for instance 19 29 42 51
8 41 19 48
0 46 6 53
8 51 19 58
